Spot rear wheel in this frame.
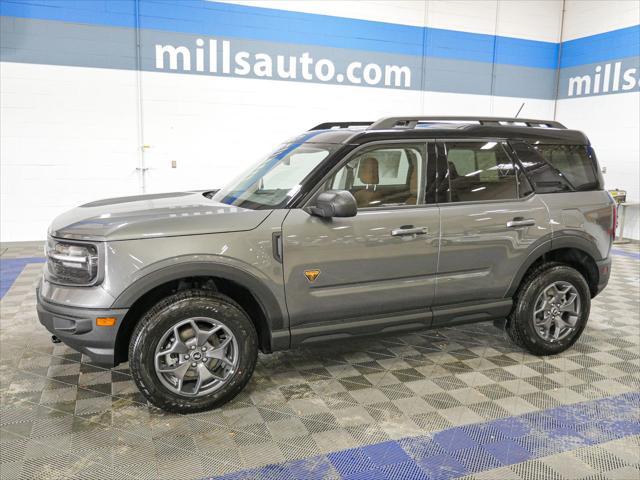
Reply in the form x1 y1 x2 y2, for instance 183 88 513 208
129 290 258 413
506 263 590 356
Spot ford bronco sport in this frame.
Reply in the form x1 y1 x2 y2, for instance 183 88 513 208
37 116 615 413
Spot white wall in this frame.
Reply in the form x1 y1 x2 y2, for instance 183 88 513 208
555 0 640 240
560 0 640 40
1 64 141 242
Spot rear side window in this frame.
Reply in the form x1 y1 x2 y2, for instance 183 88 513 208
439 141 520 202
510 142 573 194
533 144 599 191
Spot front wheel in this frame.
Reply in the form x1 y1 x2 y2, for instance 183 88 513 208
129 290 258 413
506 263 591 356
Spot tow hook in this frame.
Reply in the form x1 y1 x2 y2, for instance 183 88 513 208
51 335 61 344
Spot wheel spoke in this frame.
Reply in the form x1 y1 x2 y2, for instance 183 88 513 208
534 315 548 326
540 317 553 336
194 363 223 393
189 320 222 347
551 290 564 303
562 314 578 328
554 315 575 334
157 360 191 391
216 356 235 369
537 324 550 340
534 299 547 316
557 285 572 296
155 327 189 359
206 337 232 359
560 293 578 312
556 315 578 328
546 283 558 295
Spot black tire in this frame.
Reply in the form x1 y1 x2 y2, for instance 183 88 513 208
506 263 591 356
129 289 258 413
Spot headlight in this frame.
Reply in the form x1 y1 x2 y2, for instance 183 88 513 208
46 240 100 285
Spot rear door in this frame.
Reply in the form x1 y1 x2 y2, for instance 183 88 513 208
434 139 551 321
281 141 441 341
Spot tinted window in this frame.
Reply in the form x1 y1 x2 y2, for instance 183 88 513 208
534 144 598 191
441 141 518 202
322 144 424 208
510 142 573 194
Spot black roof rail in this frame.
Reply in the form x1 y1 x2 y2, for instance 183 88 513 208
310 121 373 130
368 116 566 130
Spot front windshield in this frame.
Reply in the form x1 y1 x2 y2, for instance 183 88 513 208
211 142 339 209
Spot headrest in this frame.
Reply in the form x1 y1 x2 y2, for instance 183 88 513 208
448 161 459 179
358 157 379 184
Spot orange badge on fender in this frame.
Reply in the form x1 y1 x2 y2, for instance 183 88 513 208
304 269 321 283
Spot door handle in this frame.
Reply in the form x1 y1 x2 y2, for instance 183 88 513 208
507 218 536 228
391 226 428 237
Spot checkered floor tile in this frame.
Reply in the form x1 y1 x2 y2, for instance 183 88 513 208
1 241 638 479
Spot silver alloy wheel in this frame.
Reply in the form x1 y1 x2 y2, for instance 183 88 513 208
154 317 239 397
532 281 581 343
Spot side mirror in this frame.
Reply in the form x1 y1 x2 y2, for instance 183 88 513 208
308 190 357 218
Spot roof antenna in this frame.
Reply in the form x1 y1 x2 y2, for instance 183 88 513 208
515 102 525 118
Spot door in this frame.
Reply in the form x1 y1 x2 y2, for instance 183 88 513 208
434 140 551 316
281 142 440 340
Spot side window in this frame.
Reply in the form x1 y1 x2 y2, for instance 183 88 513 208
353 150 411 187
441 141 518 202
322 144 425 208
533 144 599 191
510 142 573 194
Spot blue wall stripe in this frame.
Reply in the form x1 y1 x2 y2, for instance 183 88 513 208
0 0 559 69
0 257 45 299
0 0 638 81
561 25 640 68
208 392 640 480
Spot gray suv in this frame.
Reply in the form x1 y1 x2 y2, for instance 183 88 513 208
37 116 615 413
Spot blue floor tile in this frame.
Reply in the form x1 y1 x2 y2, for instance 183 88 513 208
433 428 478 452
0 257 45 298
483 438 532 465
361 441 411 467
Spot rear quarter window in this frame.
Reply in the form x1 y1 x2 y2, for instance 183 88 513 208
533 144 599 191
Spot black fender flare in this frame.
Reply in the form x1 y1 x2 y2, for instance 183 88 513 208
550 230 604 261
111 261 288 350
505 231 603 298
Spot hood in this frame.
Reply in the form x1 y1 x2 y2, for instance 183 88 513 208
49 191 272 241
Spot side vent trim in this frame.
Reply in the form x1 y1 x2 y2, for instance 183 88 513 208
272 232 283 263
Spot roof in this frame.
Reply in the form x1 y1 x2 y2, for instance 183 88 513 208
301 116 590 145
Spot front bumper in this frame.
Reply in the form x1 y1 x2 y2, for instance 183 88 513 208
37 288 128 367
595 256 612 296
